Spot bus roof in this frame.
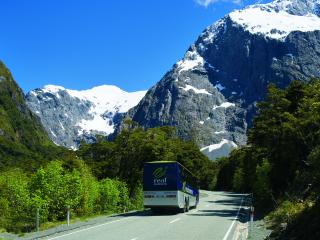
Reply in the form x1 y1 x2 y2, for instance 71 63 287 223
145 161 196 178
145 161 177 164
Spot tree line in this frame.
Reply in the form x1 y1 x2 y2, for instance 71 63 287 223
215 80 320 234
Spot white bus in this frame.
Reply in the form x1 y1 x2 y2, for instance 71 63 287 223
143 161 199 212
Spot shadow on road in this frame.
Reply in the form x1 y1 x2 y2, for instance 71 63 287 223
220 192 247 197
206 198 241 206
187 208 249 223
187 209 238 217
130 209 181 217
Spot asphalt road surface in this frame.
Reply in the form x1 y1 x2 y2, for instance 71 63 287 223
45 191 247 240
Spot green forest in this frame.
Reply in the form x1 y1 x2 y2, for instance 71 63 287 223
215 80 320 239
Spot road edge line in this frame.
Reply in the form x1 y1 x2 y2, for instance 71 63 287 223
222 197 244 240
169 218 181 224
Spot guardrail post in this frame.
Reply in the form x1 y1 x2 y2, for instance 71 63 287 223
67 205 70 227
36 208 39 232
249 193 254 235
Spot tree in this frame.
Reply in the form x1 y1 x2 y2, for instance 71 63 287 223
0 169 32 232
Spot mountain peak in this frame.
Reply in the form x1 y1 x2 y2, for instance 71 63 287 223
43 84 65 93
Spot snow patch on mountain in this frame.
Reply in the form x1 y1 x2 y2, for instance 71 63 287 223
201 139 238 160
229 0 320 40
215 83 226 91
176 48 204 73
179 84 212 95
212 102 235 110
230 8 320 40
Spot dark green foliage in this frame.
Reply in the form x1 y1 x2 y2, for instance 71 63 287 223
216 80 320 215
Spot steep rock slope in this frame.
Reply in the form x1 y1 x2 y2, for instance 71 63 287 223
26 85 146 149
0 61 53 168
125 0 320 159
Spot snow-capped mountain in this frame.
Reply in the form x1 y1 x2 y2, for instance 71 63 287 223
121 0 320 159
229 0 320 40
26 85 146 149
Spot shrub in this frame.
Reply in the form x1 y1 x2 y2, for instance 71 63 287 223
0 169 32 232
99 178 120 213
267 200 306 225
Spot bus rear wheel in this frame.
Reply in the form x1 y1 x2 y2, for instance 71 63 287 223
151 208 162 214
186 199 190 212
181 200 189 213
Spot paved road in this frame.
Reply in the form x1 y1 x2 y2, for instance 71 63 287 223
44 191 247 240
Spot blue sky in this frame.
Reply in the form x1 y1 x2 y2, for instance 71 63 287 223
0 0 269 93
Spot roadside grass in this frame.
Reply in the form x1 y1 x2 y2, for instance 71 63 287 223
39 218 79 231
264 199 320 239
265 199 314 232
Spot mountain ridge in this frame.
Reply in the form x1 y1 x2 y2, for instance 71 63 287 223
26 84 146 149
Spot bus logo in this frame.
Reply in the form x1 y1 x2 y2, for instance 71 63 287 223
153 167 166 179
153 167 167 185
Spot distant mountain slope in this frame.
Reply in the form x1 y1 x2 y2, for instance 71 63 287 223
0 61 53 168
26 85 146 149
123 0 320 159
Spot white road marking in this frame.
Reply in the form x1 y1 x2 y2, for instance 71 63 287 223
169 218 181 224
47 217 135 240
222 197 244 240
130 238 138 240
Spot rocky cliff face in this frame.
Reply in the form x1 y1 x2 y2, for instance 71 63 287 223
26 85 146 149
124 0 320 159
